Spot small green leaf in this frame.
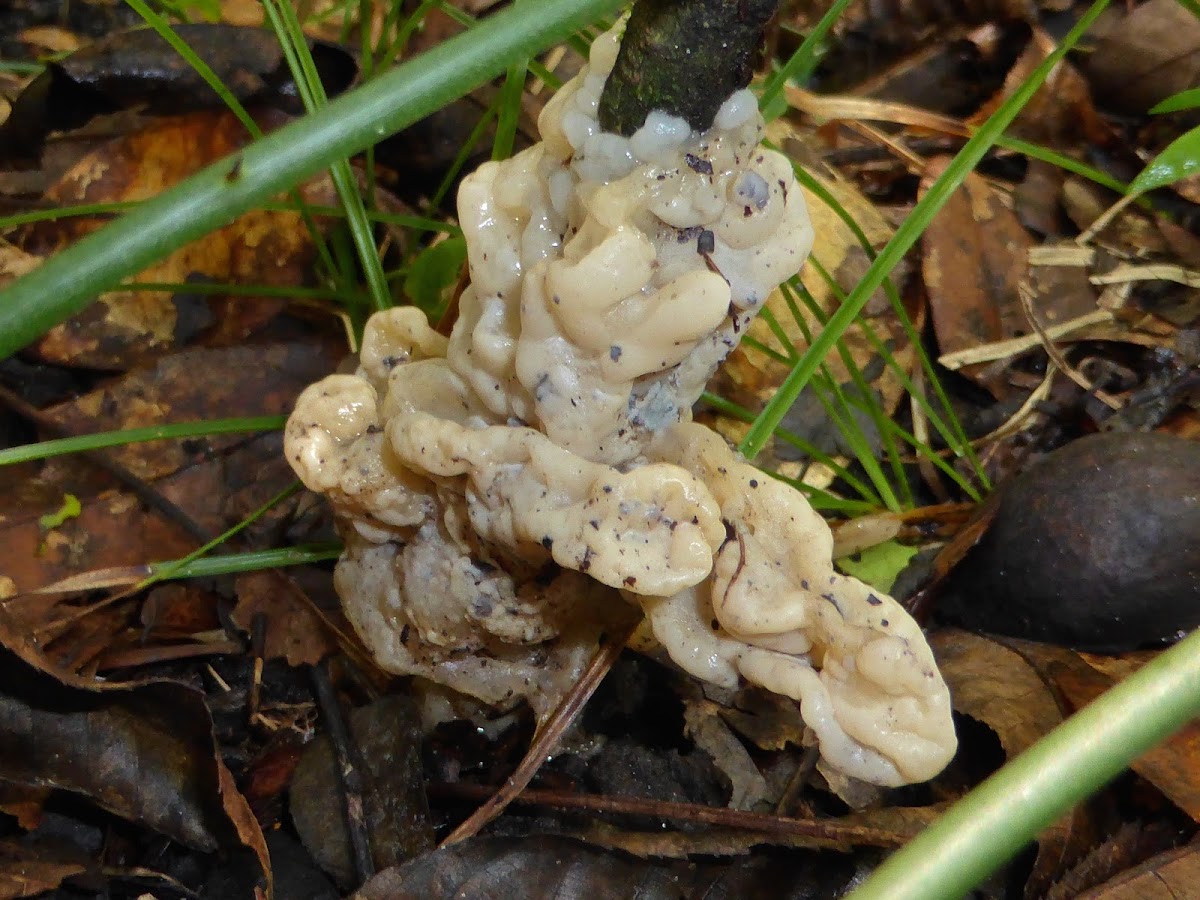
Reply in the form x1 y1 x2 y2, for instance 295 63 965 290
1129 124 1200 194
39 494 82 531
1150 87 1200 114
836 539 919 593
404 236 467 318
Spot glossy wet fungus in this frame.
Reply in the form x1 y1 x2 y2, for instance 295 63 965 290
286 22 956 789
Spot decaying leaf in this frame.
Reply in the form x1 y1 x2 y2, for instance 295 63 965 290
681 696 771 811
231 571 338 668
1079 844 1200 899
0 614 269 897
1085 0 1200 115
352 835 860 899
920 162 1031 395
290 696 434 886
16 113 348 369
43 342 341 481
0 842 85 900
1052 652 1200 822
932 629 1094 894
968 26 1104 146
1046 821 1181 900
932 628 1063 757
0 24 359 164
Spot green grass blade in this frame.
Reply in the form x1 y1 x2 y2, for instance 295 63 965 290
758 0 855 119
994 135 1129 193
786 164 985 486
124 0 264 139
739 0 1111 461
0 60 43 74
263 0 394 312
0 201 460 234
1151 87 1200 113
146 542 344 579
431 99 499 209
494 57 529 161
702 391 884 506
781 274 914 508
0 0 626 360
1175 0 1200 21
119 281 346 300
1129 123 1200 194
141 481 302 588
0 416 288 465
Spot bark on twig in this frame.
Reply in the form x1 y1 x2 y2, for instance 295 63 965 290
598 0 778 135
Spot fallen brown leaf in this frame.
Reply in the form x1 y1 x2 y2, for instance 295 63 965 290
1080 844 1200 899
352 834 859 899
1085 0 1200 115
920 162 1031 397
0 611 270 897
43 341 341 482
932 629 1094 895
232 571 337 667
1053 653 1200 822
0 844 85 900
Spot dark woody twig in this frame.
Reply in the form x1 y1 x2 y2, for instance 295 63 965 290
598 0 779 136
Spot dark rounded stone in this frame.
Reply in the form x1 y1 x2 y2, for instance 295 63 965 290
937 431 1200 651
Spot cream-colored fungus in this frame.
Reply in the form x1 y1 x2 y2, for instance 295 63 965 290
286 23 956 786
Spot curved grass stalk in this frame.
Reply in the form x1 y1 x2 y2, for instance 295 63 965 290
701 391 884 507
739 0 1110 461
263 0 392 312
773 280 914 508
758 0 855 119
762 302 906 510
785 268 984 500
0 201 459 234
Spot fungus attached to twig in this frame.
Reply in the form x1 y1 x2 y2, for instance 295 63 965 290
286 17 956 788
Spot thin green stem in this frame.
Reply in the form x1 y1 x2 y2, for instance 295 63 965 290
702 391 883 506
124 0 264 139
141 481 303 589
0 201 459 234
763 284 903 509
781 274 913 508
432 98 499 209
0 60 43 74
739 0 1111 460
146 543 344 580
120 281 346 300
758 0 854 118
787 164 985 486
0 416 288 466
263 0 393 312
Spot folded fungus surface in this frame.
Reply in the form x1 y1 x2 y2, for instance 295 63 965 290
286 24 956 788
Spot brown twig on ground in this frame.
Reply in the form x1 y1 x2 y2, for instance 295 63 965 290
310 659 375 884
598 0 779 135
439 620 639 846
1017 283 1122 411
430 780 908 849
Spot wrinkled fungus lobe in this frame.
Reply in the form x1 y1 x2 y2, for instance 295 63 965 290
286 25 956 788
